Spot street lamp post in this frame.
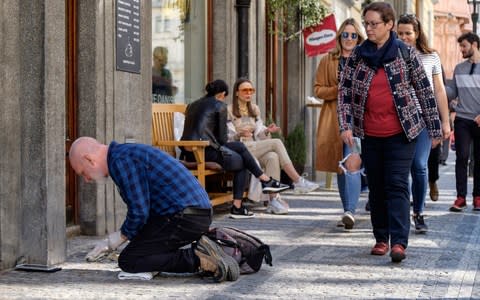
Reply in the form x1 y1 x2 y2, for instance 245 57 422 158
468 0 480 33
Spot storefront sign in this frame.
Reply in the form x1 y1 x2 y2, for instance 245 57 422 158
116 0 141 73
303 14 337 57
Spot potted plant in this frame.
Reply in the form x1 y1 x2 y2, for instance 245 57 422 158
266 0 329 40
284 123 306 175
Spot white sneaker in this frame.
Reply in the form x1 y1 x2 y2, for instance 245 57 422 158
265 196 288 214
337 219 344 227
276 195 290 209
293 177 319 194
342 211 355 230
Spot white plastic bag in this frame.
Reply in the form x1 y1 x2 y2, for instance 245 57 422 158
173 112 185 158
248 158 269 202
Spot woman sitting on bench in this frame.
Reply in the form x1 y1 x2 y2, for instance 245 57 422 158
181 79 290 219
227 78 319 214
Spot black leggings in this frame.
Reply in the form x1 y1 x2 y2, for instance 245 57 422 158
184 142 264 200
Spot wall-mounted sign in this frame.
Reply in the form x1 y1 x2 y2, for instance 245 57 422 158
116 0 141 73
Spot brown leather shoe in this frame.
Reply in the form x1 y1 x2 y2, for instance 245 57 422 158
390 244 406 263
195 236 229 282
371 242 389 256
429 182 439 201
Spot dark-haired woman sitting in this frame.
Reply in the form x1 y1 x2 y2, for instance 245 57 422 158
181 79 289 219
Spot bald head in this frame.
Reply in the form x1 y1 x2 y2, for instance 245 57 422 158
69 137 109 183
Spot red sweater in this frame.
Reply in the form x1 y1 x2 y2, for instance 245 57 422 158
364 68 403 137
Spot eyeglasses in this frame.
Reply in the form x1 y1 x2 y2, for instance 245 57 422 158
362 20 384 29
239 88 256 94
341 32 358 40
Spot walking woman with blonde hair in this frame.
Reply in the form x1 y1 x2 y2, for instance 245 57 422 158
314 18 365 229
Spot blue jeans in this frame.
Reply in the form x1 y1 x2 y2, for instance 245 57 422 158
411 129 431 214
362 134 416 248
337 143 361 214
454 117 480 198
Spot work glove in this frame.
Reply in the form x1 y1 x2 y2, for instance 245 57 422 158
85 231 127 262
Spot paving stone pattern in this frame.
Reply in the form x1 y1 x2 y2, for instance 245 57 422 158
0 153 478 299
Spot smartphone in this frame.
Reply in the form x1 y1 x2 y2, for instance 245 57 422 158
351 137 362 154
15 263 62 272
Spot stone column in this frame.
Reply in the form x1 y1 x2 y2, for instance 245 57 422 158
77 1 151 235
0 0 66 269
236 0 251 78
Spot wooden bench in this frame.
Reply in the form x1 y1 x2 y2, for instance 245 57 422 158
151 103 233 206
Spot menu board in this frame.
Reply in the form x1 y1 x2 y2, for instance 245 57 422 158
116 0 141 73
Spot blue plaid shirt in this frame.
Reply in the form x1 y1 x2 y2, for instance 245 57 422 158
107 141 211 240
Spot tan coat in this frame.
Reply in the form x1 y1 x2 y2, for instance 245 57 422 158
314 53 343 173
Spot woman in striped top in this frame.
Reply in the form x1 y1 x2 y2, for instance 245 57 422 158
397 14 451 233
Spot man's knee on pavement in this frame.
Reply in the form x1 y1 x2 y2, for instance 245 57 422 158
118 253 136 273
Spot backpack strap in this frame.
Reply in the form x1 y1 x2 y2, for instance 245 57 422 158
259 244 273 266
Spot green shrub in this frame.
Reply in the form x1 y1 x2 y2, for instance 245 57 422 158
284 123 306 166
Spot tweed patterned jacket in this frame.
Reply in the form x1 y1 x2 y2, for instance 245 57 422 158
337 43 442 141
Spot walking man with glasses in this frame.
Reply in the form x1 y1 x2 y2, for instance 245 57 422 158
446 32 480 212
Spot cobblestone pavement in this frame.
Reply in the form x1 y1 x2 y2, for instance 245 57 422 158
1 153 479 299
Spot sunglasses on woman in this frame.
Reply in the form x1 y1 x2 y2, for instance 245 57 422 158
341 32 358 40
239 88 256 94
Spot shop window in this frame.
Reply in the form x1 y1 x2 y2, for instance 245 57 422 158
152 0 206 104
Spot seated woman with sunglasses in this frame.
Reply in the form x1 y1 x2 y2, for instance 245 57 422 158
181 79 290 219
227 78 319 214
314 18 365 229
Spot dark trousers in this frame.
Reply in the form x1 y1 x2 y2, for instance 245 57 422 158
454 117 480 198
362 134 416 248
428 144 440 183
205 142 263 199
185 141 263 200
118 210 211 273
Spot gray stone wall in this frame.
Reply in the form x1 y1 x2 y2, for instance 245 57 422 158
77 1 151 236
0 0 66 269
0 0 151 270
212 0 236 92
0 0 22 270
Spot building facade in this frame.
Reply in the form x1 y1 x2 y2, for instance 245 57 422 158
1 0 461 270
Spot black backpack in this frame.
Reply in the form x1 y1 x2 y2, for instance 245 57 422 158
206 226 273 274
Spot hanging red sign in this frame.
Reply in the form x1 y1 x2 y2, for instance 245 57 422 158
303 14 337 57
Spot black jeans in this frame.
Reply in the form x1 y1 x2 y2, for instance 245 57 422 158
118 209 212 273
185 141 263 200
362 134 416 248
454 117 480 198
